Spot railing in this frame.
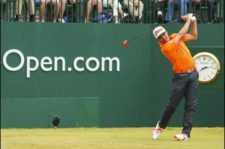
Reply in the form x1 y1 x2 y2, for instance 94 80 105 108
0 0 224 23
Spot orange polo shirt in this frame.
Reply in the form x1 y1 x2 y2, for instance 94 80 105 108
159 33 195 73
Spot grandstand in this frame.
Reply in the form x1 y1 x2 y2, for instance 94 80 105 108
0 0 224 23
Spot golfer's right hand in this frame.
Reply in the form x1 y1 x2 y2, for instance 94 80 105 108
181 15 191 22
181 15 189 21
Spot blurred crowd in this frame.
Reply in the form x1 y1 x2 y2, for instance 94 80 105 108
0 0 223 23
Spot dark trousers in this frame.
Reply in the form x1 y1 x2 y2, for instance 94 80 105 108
159 70 199 138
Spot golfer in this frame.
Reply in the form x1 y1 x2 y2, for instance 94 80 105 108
152 14 199 141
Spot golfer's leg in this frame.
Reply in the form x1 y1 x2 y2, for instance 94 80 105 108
159 75 187 128
182 71 199 137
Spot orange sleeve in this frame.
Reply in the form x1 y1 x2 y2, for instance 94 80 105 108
171 33 189 42
181 34 190 42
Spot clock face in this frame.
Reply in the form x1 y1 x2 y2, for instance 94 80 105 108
193 52 220 84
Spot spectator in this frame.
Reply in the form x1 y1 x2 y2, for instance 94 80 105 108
58 0 67 23
40 0 60 22
192 0 200 3
86 0 102 22
123 0 144 22
153 0 165 17
191 0 200 21
207 0 217 23
15 0 35 22
152 0 166 23
0 0 6 21
166 0 190 22
192 0 217 23
102 0 128 23
65 0 77 22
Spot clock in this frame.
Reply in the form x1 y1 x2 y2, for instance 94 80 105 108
193 52 220 84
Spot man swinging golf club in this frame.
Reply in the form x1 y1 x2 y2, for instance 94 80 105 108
152 13 199 141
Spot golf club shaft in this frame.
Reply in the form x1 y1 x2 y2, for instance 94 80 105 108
162 18 181 26
127 19 181 42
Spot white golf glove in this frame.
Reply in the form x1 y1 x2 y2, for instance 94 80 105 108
186 13 193 18
186 13 196 22
191 16 196 21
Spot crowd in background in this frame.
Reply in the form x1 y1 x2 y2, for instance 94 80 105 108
0 0 224 23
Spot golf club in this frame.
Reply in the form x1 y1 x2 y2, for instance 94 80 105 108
123 18 182 48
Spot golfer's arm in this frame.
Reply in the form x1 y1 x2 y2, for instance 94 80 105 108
173 18 191 43
182 20 198 42
190 20 198 40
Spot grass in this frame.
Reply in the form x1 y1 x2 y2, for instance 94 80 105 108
1 127 224 149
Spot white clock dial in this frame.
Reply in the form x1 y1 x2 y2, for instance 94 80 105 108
193 52 220 84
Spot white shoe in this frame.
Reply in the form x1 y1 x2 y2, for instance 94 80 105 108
139 15 142 20
152 121 163 140
157 10 163 16
123 12 128 18
61 19 65 23
58 18 65 23
85 18 90 23
174 134 188 141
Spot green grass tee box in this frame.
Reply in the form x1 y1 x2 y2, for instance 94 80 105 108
1 127 224 149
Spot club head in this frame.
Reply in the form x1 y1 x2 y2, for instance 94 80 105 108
123 40 128 48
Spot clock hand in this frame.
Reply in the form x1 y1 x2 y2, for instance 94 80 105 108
199 66 208 71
